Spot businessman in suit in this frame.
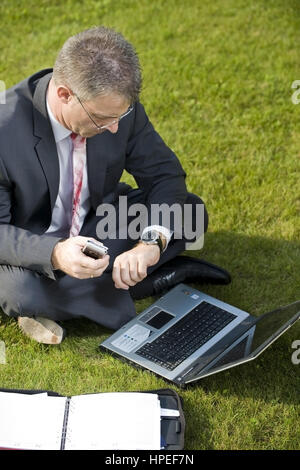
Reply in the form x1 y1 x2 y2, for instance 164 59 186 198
0 27 229 344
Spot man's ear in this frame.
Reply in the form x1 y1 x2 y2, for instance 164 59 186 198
56 85 73 104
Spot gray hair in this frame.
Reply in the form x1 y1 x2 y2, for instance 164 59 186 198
53 26 142 103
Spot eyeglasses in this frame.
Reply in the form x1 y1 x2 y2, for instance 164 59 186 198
75 94 133 131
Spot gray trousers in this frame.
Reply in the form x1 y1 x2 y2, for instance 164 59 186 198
0 189 208 330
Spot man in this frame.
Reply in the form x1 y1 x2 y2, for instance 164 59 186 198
0 27 229 344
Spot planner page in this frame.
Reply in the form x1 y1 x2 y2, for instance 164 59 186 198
65 392 161 450
0 392 67 450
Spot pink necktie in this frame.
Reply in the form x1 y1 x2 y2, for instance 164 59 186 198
69 132 86 237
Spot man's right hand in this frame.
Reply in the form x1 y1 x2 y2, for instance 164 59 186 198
51 236 110 279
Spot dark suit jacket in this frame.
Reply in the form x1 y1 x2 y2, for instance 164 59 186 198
0 69 188 280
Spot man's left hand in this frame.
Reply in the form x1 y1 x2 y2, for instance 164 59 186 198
112 242 160 290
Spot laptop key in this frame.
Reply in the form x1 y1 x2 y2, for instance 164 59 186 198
135 302 236 371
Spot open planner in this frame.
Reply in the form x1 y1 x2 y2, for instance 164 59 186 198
0 389 185 450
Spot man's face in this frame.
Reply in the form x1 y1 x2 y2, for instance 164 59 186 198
59 87 131 138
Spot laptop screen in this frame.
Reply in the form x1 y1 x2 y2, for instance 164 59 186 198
195 301 300 380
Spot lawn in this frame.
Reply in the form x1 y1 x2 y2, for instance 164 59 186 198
0 0 299 450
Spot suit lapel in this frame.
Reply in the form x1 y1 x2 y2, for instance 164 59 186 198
32 72 60 212
86 132 110 211
32 70 111 213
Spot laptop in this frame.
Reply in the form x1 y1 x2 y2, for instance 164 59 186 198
100 284 300 386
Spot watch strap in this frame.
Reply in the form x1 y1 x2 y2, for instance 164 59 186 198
139 232 164 254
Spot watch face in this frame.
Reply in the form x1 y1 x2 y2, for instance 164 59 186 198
143 230 159 242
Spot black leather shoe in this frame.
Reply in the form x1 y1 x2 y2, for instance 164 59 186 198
129 255 231 300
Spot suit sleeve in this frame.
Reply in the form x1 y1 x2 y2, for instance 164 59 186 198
125 103 188 233
0 156 61 280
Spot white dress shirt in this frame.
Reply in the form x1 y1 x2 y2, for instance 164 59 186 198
45 98 172 250
45 99 91 237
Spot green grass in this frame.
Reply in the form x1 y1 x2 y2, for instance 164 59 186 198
0 0 300 450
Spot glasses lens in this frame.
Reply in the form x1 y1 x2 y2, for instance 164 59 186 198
100 106 133 129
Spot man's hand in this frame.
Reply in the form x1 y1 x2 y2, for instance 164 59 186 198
51 236 110 279
112 242 160 290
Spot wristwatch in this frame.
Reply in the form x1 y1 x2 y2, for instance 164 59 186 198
140 230 164 254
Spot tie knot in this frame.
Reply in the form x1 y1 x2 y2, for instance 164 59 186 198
70 132 86 147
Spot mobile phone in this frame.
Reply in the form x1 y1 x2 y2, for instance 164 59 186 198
82 240 108 259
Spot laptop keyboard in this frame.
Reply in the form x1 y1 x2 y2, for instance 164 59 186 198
135 301 236 370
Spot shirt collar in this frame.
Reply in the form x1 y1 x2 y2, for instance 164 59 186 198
46 97 72 143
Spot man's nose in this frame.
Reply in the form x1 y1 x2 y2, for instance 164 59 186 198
106 121 119 134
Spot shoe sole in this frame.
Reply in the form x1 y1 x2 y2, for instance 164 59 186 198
18 317 65 345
